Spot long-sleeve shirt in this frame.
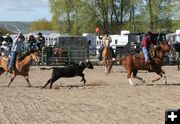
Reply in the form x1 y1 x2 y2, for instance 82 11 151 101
141 37 157 48
102 35 112 47
11 37 24 53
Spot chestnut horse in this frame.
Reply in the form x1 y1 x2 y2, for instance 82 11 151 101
109 42 175 85
0 50 40 87
101 46 113 73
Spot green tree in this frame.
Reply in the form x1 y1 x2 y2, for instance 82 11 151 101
29 19 53 31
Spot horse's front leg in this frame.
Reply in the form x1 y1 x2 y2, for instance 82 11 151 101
152 69 167 84
7 73 16 87
24 75 32 87
152 72 162 82
160 68 167 84
177 53 180 70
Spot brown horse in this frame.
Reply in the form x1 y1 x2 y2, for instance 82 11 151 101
0 50 40 87
109 42 175 85
101 46 113 73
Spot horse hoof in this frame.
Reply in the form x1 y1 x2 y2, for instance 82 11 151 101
130 83 135 86
164 81 167 84
142 79 145 83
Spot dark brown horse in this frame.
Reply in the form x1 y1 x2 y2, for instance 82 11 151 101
0 50 40 87
109 42 175 85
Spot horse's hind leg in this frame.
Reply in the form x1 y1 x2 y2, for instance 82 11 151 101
24 75 32 87
7 74 16 87
133 69 145 83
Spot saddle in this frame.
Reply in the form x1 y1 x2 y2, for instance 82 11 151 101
134 54 153 71
134 54 145 61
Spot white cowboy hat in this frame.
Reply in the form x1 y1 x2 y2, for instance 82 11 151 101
2 41 7 45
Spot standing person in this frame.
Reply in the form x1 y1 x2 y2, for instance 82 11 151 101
141 31 157 63
4 34 13 50
37 32 45 51
0 41 10 57
8 33 25 71
0 32 4 46
28 33 37 50
98 31 116 61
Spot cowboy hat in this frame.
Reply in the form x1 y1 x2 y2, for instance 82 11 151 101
37 32 42 35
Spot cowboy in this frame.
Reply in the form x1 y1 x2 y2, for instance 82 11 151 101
0 41 10 57
28 33 37 50
98 31 116 61
8 33 25 71
141 31 157 63
37 32 45 51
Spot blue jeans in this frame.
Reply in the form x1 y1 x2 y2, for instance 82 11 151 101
142 47 149 61
9 51 17 69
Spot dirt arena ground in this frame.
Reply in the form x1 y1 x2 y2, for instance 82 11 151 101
0 65 180 124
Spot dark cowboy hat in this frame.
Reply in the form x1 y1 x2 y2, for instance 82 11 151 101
37 32 43 35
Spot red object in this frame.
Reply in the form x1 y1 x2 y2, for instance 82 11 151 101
96 27 100 33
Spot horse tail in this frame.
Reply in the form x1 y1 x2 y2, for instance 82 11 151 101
40 67 54 70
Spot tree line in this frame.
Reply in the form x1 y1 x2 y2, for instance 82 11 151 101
30 0 180 35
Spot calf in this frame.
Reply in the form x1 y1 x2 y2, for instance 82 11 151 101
40 60 94 89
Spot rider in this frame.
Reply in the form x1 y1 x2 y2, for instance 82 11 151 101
98 31 116 61
8 33 25 71
141 31 157 63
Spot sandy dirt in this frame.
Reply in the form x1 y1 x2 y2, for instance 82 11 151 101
0 65 180 124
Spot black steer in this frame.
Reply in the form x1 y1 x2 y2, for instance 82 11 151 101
40 60 94 89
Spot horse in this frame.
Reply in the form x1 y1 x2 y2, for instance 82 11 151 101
0 49 40 87
109 41 175 86
101 46 113 73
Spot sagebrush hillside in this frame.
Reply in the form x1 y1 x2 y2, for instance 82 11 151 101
0 21 31 34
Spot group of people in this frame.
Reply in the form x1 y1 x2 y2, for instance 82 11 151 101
0 33 14 58
28 32 45 51
98 30 158 63
0 32 45 71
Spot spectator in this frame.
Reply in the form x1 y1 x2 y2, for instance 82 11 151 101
4 34 13 50
0 32 4 46
0 41 10 56
37 32 45 51
28 33 37 50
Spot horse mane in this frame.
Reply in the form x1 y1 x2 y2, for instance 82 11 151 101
18 50 37 62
